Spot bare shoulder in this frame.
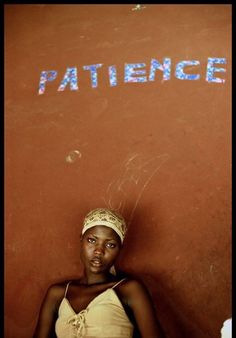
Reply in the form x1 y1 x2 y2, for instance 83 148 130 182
33 281 74 338
43 281 69 308
118 278 149 294
116 278 165 337
116 278 152 305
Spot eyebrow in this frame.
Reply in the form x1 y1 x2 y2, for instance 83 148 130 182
89 234 117 241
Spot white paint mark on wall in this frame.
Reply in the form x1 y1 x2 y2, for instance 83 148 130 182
65 150 82 163
221 318 232 338
102 153 170 224
132 4 146 11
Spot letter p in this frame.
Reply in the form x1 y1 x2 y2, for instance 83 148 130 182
38 70 57 95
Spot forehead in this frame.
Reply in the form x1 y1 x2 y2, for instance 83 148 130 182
83 225 120 241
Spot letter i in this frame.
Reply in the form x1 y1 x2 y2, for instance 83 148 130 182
108 66 117 87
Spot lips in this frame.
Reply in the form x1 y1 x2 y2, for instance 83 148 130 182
90 257 103 267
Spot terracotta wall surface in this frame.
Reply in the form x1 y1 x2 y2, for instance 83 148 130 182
5 4 231 338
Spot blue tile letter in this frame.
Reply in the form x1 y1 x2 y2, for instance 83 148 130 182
38 70 57 95
83 64 103 88
108 66 117 87
206 58 226 83
175 60 200 80
149 58 171 81
124 63 147 83
58 67 78 91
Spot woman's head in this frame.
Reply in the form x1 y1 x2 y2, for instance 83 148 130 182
80 208 127 276
82 208 127 244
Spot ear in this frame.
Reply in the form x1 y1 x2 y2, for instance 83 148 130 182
109 265 117 275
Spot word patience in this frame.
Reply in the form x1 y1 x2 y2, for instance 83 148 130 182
38 57 227 94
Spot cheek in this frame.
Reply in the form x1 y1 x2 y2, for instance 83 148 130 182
80 243 92 260
108 248 120 261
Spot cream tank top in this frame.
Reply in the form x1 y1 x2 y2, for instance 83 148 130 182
55 279 134 338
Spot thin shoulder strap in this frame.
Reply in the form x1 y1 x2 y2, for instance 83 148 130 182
112 278 127 289
64 281 71 298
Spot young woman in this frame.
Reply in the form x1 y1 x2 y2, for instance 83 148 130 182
33 208 165 338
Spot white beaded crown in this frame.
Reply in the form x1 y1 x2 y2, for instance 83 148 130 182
82 208 127 243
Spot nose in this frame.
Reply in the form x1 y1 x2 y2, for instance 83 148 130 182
94 243 104 255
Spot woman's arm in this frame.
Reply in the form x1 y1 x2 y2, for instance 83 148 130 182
33 284 63 338
125 279 165 338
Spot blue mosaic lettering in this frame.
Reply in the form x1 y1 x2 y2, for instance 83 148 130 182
124 63 147 83
175 61 200 80
149 58 171 81
83 64 103 88
108 66 117 87
38 70 57 95
57 67 78 91
206 58 226 83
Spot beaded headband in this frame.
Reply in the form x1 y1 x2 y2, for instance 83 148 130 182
82 208 127 243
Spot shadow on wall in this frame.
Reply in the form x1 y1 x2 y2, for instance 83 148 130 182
115 206 217 338
137 273 206 338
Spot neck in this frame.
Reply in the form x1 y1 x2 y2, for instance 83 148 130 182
81 271 115 285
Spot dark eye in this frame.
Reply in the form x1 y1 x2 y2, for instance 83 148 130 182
87 237 96 244
106 242 116 249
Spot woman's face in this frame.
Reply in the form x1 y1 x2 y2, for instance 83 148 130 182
80 225 121 275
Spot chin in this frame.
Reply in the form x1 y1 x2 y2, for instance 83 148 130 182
90 266 106 274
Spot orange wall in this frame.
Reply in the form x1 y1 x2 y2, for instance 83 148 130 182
5 5 231 338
